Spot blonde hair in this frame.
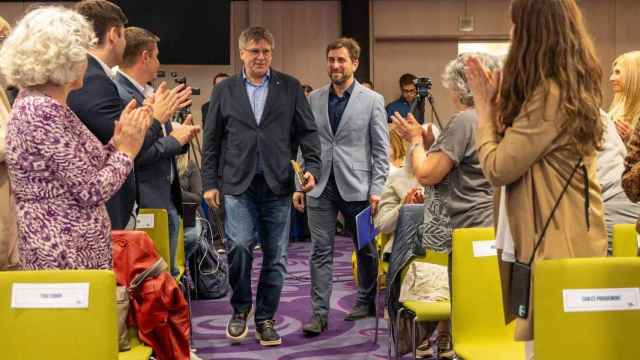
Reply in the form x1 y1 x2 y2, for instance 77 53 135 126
609 51 640 128
0 16 10 36
389 126 408 164
176 152 190 178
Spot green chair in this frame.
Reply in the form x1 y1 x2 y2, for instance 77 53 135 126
395 250 451 359
176 218 186 281
137 208 171 269
451 227 524 360
612 224 638 257
534 257 640 359
0 270 150 360
119 328 153 360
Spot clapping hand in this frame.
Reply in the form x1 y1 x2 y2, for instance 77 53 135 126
169 114 201 145
151 82 193 124
464 56 501 125
391 112 424 144
113 99 153 159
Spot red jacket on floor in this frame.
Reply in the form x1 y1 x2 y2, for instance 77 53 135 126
112 230 190 360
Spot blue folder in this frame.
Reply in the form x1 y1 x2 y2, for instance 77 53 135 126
355 206 379 250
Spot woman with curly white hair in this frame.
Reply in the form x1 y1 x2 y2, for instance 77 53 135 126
391 52 499 357
0 6 151 270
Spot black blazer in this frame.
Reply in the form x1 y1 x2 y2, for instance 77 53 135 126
202 69 321 196
114 72 186 215
67 56 136 229
201 101 210 126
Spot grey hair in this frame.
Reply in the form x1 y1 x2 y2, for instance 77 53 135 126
0 6 96 88
238 26 275 50
442 52 501 107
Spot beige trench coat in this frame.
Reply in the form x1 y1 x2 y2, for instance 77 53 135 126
0 89 18 269
475 83 607 340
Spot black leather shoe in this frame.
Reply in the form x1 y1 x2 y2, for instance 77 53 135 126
255 319 282 346
302 314 328 336
344 303 375 321
226 308 251 343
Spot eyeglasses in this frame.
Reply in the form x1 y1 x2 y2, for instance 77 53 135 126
244 48 272 57
401 88 417 94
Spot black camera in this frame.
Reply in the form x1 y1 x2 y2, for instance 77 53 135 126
414 77 433 99
171 73 200 96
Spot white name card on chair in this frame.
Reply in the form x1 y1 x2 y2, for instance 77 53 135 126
11 283 90 309
472 240 497 257
136 213 155 229
563 288 640 313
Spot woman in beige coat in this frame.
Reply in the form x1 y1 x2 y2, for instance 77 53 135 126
465 0 607 358
0 15 18 270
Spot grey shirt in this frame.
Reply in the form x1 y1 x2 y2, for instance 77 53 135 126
597 114 627 201
428 109 493 229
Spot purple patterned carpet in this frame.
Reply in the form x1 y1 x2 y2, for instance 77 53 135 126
190 237 391 360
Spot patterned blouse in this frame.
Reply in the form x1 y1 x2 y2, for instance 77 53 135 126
623 123 640 204
5 91 132 270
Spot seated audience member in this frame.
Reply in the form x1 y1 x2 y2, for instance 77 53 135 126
392 53 498 356
201 72 230 122
0 7 151 270
597 112 640 247
608 51 640 144
176 150 203 259
386 73 423 123
374 126 423 257
302 84 314 98
0 16 17 271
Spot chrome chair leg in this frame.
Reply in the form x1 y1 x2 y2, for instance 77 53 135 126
411 315 417 360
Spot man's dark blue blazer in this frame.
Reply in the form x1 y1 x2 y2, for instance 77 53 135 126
67 56 137 230
202 69 322 196
114 72 186 216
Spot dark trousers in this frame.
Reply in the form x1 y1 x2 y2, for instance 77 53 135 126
223 175 292 323
306 174 378 318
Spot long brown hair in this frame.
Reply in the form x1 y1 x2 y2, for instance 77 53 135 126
499 0 603 155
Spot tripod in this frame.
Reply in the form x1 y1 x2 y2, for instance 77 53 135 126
409 94 443 130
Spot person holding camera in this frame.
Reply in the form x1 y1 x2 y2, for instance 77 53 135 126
115 26 199 276
202 26 321 347
386 73 424 124
294 37 389 336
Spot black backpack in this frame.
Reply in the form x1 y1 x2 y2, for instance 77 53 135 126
188 218 229 300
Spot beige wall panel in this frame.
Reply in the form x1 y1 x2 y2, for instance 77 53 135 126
373 0 510 38
579 0 617 106
615 0 640 56
260 1 340 89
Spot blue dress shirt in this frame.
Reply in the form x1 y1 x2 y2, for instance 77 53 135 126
328 81 355 134
243 69 271 173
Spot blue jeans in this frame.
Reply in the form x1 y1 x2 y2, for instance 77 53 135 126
184 220 202 261
167 202 180 276
224 175 292 323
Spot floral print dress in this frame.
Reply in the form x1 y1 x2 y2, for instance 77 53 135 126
5 91 132 269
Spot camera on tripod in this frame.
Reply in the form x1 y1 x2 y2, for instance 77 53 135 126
414 77 433 100
410 76 443 129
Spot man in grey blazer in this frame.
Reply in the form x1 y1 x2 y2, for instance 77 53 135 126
293 38 389 336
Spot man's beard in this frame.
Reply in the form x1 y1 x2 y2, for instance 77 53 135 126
330 71 349 85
